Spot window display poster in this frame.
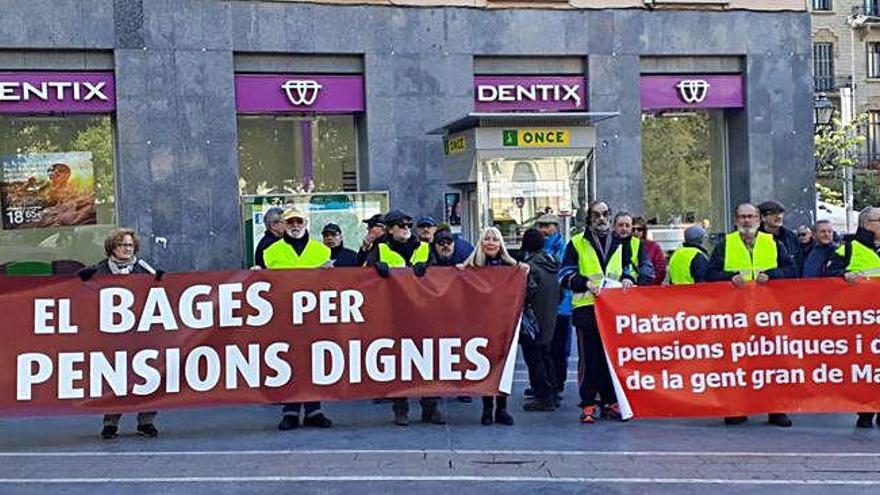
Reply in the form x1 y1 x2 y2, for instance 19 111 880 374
0 152 97 230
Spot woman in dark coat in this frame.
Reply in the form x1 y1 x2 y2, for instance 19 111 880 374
459 226 527 426
520 229 561 412
78 228 163 439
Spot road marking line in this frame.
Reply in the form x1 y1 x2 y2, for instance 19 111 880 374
1 449 879 458
0 476 877 485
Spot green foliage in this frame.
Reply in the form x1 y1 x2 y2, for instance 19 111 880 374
642 114 712 224
814 114 867 175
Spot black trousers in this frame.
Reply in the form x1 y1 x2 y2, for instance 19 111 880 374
392 397 439 413
522 343 555 401
574 306 617 408
549 314 572 392
282 402 321 416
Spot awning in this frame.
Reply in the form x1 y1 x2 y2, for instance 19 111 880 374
427 111 619 136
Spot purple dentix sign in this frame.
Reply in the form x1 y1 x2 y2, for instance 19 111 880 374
235 74 365 114
640 75 744 110
474 76 587 112
0 72 115 114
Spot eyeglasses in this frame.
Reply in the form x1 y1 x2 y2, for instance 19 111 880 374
394 222 413 229
590 210 609 218
286 218 305 225
797 232 811 237
117 243 135 248
436 240 453 247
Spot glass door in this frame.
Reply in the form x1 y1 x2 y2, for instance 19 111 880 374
477 155 588 248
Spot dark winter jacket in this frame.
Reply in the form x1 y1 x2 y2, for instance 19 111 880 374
523 251 560 347
91 258 155 275
761 224 802 277
330 244 360 267
801 241 837 278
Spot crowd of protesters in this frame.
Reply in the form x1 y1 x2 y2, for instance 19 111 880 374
77 199 880 438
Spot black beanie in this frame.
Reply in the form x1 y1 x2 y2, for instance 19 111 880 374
521 228 545 253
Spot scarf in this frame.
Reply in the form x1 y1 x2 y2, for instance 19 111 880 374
108 256 138 275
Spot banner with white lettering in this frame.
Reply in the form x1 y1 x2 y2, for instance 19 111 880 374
0 267 526 416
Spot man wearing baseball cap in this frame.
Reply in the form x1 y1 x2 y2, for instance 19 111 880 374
357 213 386 265
758 200 802 277
363 209 441 426
322 223 359 267
415 215 439 244
262 207 334 431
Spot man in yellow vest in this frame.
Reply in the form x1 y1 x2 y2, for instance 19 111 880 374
667 226 710 285
363 210 440 426
828 206 880 428
612 211 655 285
707 203 795 427
263 207 334 431
559 201 640 424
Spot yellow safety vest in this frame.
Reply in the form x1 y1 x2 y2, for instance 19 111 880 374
836 240 880 277
668 246 703 285
263 238 331 269
378 242 430 268
570 233 624 309
629 237 640 276
723 231 777 281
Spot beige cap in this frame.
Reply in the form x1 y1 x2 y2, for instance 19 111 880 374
282 207 307 222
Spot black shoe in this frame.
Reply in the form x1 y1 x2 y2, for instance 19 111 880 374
394 410 410 426
136 423 159 437
481 411 493 425
495 409 514 426
457 396 473 403
303 413 332 428
421 408 446 425
278 415 300 431
768 413 792 428
100 425 118 440
856 413 875 428
523 398 555 412
724 416 748 425
523 387 535 397
554 394 562 409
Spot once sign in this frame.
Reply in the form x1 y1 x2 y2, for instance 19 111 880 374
502 129 571 147
444 134 467 155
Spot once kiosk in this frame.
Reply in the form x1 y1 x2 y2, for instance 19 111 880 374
429 112 618 248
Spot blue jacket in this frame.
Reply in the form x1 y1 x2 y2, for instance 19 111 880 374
544 232 572 316
801 242 837 278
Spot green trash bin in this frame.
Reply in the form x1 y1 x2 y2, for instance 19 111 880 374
5 261 53 276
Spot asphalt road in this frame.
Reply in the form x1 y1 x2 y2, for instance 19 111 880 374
1 366 879 494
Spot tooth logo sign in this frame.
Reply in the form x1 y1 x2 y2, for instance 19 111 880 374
282 80 323 106
676 79 711 104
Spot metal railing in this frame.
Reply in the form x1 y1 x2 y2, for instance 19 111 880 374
852 4 880 19
813 75 853 92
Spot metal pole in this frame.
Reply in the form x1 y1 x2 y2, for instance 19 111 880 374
840 86 855 233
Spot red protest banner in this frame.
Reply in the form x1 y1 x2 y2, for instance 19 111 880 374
594 278 880 419
0 267 526 417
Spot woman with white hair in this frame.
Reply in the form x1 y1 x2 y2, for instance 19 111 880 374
459 226 527 425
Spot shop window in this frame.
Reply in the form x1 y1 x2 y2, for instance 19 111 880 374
867 42 880 79
237 115 357 195
0 115 116 266
641 111 728 233
813 43 834 91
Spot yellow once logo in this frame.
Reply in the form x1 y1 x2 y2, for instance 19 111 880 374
444 134 467 155
503 129 570 147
